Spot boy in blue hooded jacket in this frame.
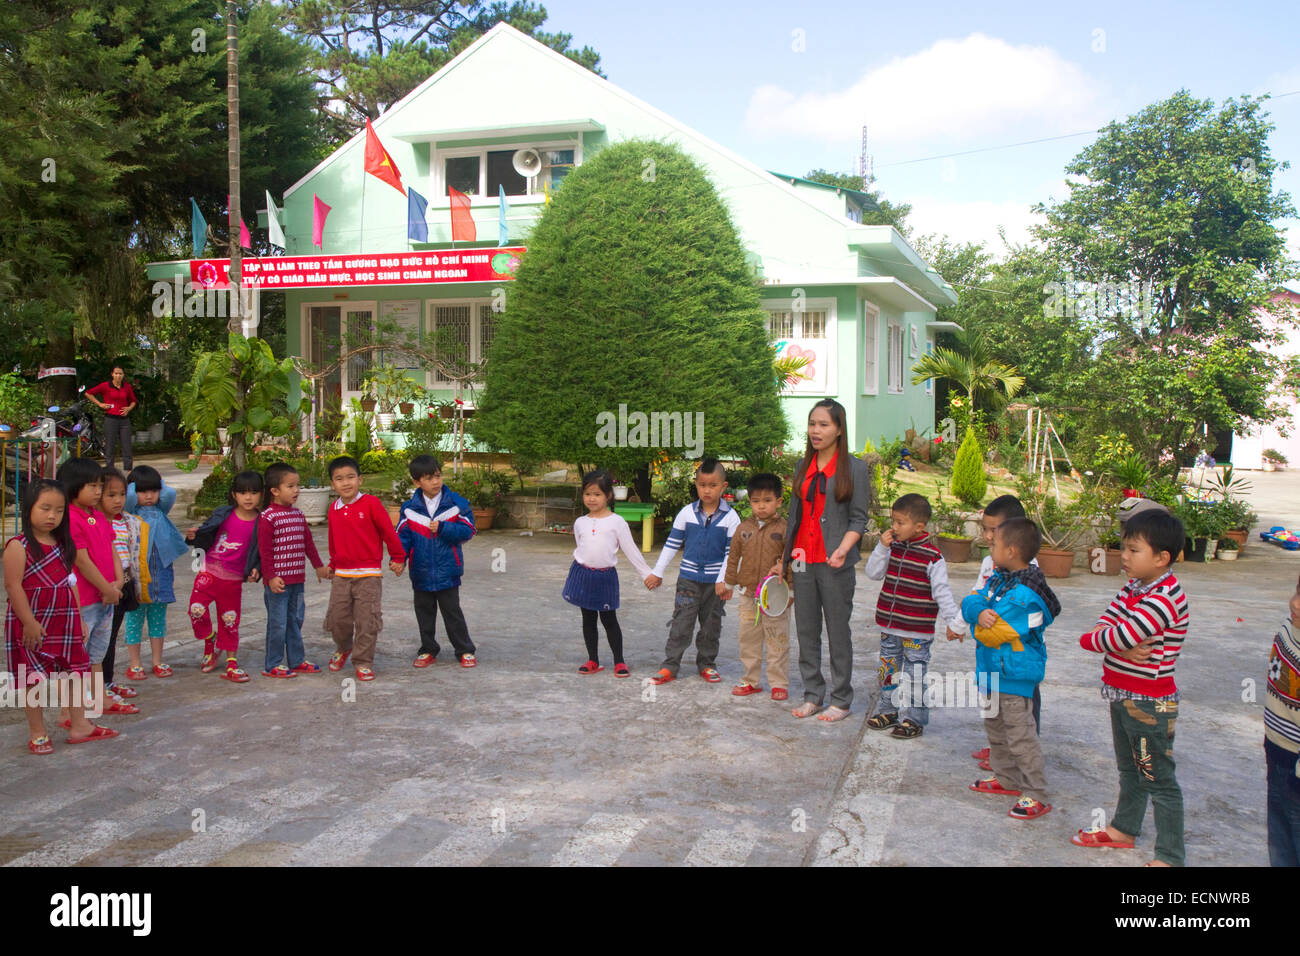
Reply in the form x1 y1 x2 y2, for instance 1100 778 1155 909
396 455 479 668
959 517 1060 820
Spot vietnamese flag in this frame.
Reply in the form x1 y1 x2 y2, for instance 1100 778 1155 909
363 117 405 195
312 194 332 248
448 186 476 242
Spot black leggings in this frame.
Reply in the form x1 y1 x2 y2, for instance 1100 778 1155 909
581 609 624 664
103 600 127 685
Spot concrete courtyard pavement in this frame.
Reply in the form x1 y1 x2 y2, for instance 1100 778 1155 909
0 460 1295 866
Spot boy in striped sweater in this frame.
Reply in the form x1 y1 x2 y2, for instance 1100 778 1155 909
865 493 962 739
1072 509 1189 866
1265 577 1300 866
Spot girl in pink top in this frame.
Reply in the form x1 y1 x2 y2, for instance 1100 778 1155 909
185 471 263 683
561 470 655 677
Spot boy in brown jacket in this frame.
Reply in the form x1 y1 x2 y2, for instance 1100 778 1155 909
723 474 792 700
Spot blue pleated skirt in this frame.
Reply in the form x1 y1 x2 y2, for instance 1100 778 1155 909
562 560 620 611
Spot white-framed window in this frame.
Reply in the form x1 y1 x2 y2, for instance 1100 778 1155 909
887 322 904 394
862 299 879 395
436 142 579 199
426 298 496 384
909 324 919 358
924 338 934 396
759 303 832 343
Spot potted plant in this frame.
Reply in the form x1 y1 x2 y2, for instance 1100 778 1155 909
1018 477 1098 578
931 485 974 564
1111 453 1151 499
450 465 513 529
1175 500 1212 562
1091 513 1124 575
1263 448 1287 471
1216 536 1240 561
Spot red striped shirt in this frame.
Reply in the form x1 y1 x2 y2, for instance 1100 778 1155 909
1080 572 1188 696
257 504 323 584
875 532 942 633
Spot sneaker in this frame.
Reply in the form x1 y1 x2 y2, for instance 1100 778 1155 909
328 650 351 672
731 682 763 696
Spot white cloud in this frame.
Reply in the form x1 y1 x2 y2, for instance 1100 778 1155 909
907 196 1046 260
745 33 1104 151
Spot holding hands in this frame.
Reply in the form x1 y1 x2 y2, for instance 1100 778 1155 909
644 574 661 590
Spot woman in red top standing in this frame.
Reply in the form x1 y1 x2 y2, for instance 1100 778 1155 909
86 365 138 471
773 399 872 722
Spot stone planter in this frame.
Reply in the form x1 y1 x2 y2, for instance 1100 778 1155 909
473 506 497 529
299 486 331 525
1217 547 1239 561
1089 547 1123 575
496 494 580 531
376 412 394 430
1038 548 1075 578
936 535 974 564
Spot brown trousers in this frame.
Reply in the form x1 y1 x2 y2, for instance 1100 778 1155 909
327 576 383 668
985 692 1048 802
736 593 790 690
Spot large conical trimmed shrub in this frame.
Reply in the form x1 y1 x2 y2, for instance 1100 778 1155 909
950 427 987 510
474 139 786 478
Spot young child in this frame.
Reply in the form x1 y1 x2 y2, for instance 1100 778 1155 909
124 465 188 678
258 463 328 678
325 456 405 681
56 458 121 720
864 493 962 739
723 473 792 700
646 458 740 685
560 469 655 676
396 455 479 669
946 493 1041 768
1266 575 1300 866
99 469 142 714
1071 509 1189 867
4 480 118 752
961 517 1059 819
186 469 264 682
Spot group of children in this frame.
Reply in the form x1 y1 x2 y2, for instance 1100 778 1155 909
0 445 1236 867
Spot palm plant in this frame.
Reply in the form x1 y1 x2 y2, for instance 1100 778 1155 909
909 329 1024 414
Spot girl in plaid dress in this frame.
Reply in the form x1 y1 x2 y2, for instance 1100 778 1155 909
4 480 119 753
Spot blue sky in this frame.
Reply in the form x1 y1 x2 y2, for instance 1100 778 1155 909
543 0 1300 262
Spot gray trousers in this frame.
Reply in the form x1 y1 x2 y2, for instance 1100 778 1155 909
793 562 856 709
102 415 133 471
660 578 725 675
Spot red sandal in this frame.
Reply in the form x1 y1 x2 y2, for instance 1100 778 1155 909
1070 827 1135 849
578 660 604 675
614 662 630 678
261 665 296 679
28 735 53 755
970 777 1022 796
201 652 222 674
65 725 120 745
222 662 250 683
1009 797 1052 820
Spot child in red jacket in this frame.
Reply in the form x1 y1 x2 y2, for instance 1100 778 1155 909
324 456 405 682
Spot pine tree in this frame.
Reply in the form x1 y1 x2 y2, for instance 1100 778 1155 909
950 427 987 510
475 140 787 491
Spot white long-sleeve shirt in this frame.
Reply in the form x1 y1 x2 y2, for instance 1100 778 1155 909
572 513 654 578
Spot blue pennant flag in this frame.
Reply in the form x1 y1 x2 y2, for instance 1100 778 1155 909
190 198 207 257
407 186 429 243
498 184 509 246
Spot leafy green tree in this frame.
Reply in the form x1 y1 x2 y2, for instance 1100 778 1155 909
281 0 603 142
802 168 912 234
950 427 986 509
475 140 787 495
1032 90 1297 464
910 328 1024 420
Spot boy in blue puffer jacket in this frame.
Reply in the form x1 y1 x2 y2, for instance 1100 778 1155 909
960 517 1060 820
396 455 479 669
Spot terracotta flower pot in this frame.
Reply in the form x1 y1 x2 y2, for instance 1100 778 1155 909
1037 548 1075 578
936 535 974 564
1224 529 1248 552
473 506 496 530
1090 547 1123 575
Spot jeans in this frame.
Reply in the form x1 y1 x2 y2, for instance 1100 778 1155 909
1110 698 1184 866
1267 741 1300 866
263 583 306 671
102 415 133 471
871 631 934 725
81 602 114 663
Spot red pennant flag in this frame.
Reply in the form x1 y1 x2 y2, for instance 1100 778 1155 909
364 117 405 195
449 186 476 242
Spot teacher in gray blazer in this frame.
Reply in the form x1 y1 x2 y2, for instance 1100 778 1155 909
772 399 872 722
